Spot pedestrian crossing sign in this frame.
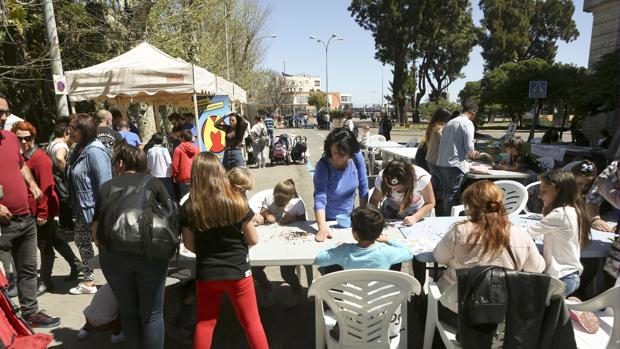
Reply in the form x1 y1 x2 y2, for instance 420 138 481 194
529 81 547 99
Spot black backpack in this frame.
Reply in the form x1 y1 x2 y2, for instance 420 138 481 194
45 142 70 201
99 175 180 261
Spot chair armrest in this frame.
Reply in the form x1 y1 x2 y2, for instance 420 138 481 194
566 285 620 313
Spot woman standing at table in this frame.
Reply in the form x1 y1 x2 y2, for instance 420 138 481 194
434 180 545 324
369 159 435 225
181 152 268 349
214 112 249 170
423 108 451 215
314 127 369 242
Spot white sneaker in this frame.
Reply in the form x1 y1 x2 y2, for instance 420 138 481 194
69 283 97 295
77 327 91 339
110 332 126 343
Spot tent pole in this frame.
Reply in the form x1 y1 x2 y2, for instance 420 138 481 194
193 93 202 151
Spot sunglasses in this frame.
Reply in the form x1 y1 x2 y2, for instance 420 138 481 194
17 135 33 142
0 110 10 117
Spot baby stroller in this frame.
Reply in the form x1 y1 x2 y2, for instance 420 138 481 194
290 135 308 164
270 134 291 165
0 270 52 348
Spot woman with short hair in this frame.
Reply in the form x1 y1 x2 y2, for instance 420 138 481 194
313 127 369 241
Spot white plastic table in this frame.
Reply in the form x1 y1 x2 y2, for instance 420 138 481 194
249 220 404 266
399 215 615 262
362 142 404 175
380 147 419 164
466 160 532 180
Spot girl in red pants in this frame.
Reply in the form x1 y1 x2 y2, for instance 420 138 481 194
180 152 268 349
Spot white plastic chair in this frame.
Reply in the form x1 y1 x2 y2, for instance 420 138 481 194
450 181 528 216
308 269 421 349
524 181 542 214
494 180 528 215
450 205 466 217
248 189 273 214
568 285 620 349
423 276 565 349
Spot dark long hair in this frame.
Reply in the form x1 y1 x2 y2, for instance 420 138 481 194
424 108 452 144
380 160 416 212
540 170 590 248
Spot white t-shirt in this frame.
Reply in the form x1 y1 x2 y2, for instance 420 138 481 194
261 194 306 221
374 165 431 213
147 145 172 178
526 206 583 278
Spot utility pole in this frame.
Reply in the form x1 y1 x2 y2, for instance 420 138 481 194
42 0 69 118
309 34 343 111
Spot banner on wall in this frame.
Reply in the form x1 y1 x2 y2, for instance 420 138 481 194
197 95 231 155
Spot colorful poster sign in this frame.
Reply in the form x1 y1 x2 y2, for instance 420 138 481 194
197 95 230 155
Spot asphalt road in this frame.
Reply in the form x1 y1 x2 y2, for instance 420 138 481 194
30 121 561 348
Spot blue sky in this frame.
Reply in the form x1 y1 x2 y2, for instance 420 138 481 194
259 0 593 107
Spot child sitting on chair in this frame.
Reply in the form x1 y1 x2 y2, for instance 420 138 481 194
315 206 413 270
252 179 307 307
314 206 413 340
359 125 371 145
492 137 524 171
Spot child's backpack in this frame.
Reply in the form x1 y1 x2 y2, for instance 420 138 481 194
0 271 52 348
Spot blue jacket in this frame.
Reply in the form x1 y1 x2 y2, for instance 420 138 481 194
67 140 112 224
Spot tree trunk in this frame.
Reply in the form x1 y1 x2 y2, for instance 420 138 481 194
392 44 407 125
137 103 157 145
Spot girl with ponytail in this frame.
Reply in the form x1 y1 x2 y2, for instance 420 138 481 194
434 180 545 293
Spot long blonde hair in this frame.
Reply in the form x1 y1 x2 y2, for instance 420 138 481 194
184 153 249 230
459 180 511 257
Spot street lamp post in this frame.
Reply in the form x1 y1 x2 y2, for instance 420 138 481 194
309 34 343 111
379 64 384 113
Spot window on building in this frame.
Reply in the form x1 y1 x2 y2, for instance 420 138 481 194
314 80 320 86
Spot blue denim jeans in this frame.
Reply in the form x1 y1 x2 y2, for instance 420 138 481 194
426 163 442 215
438 166 466 216
223 148 245 170
560 271 580 296
100 249 168 349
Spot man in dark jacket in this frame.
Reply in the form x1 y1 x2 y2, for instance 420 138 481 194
378 112 392 141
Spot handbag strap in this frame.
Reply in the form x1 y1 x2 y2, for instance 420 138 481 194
505 244 519 271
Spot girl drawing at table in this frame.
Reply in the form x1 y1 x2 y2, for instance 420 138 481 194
492 137 525 171
256 179 306 225
434 180 545 327
252 179 307 308
368 159 435 226
180 152 268 349
527 169 590 296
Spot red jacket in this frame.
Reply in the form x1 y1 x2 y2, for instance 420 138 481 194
24 148 59 219
172 141 199 183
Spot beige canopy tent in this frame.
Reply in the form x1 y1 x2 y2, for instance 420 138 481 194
66 42 247 149
66 42 247 104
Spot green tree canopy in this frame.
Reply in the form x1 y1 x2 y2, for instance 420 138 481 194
308 91 328 109
479 0 579 70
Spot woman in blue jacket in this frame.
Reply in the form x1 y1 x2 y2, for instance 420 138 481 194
66 113 112 295
314 127 368 241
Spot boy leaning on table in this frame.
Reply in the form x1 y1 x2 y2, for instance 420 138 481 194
314 206 413 340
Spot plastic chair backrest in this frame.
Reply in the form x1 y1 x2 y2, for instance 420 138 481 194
524 181 542 214
308 269 421 349
494 180 528 215
248 189 273 214
370 135 386 143
567 285 620 349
